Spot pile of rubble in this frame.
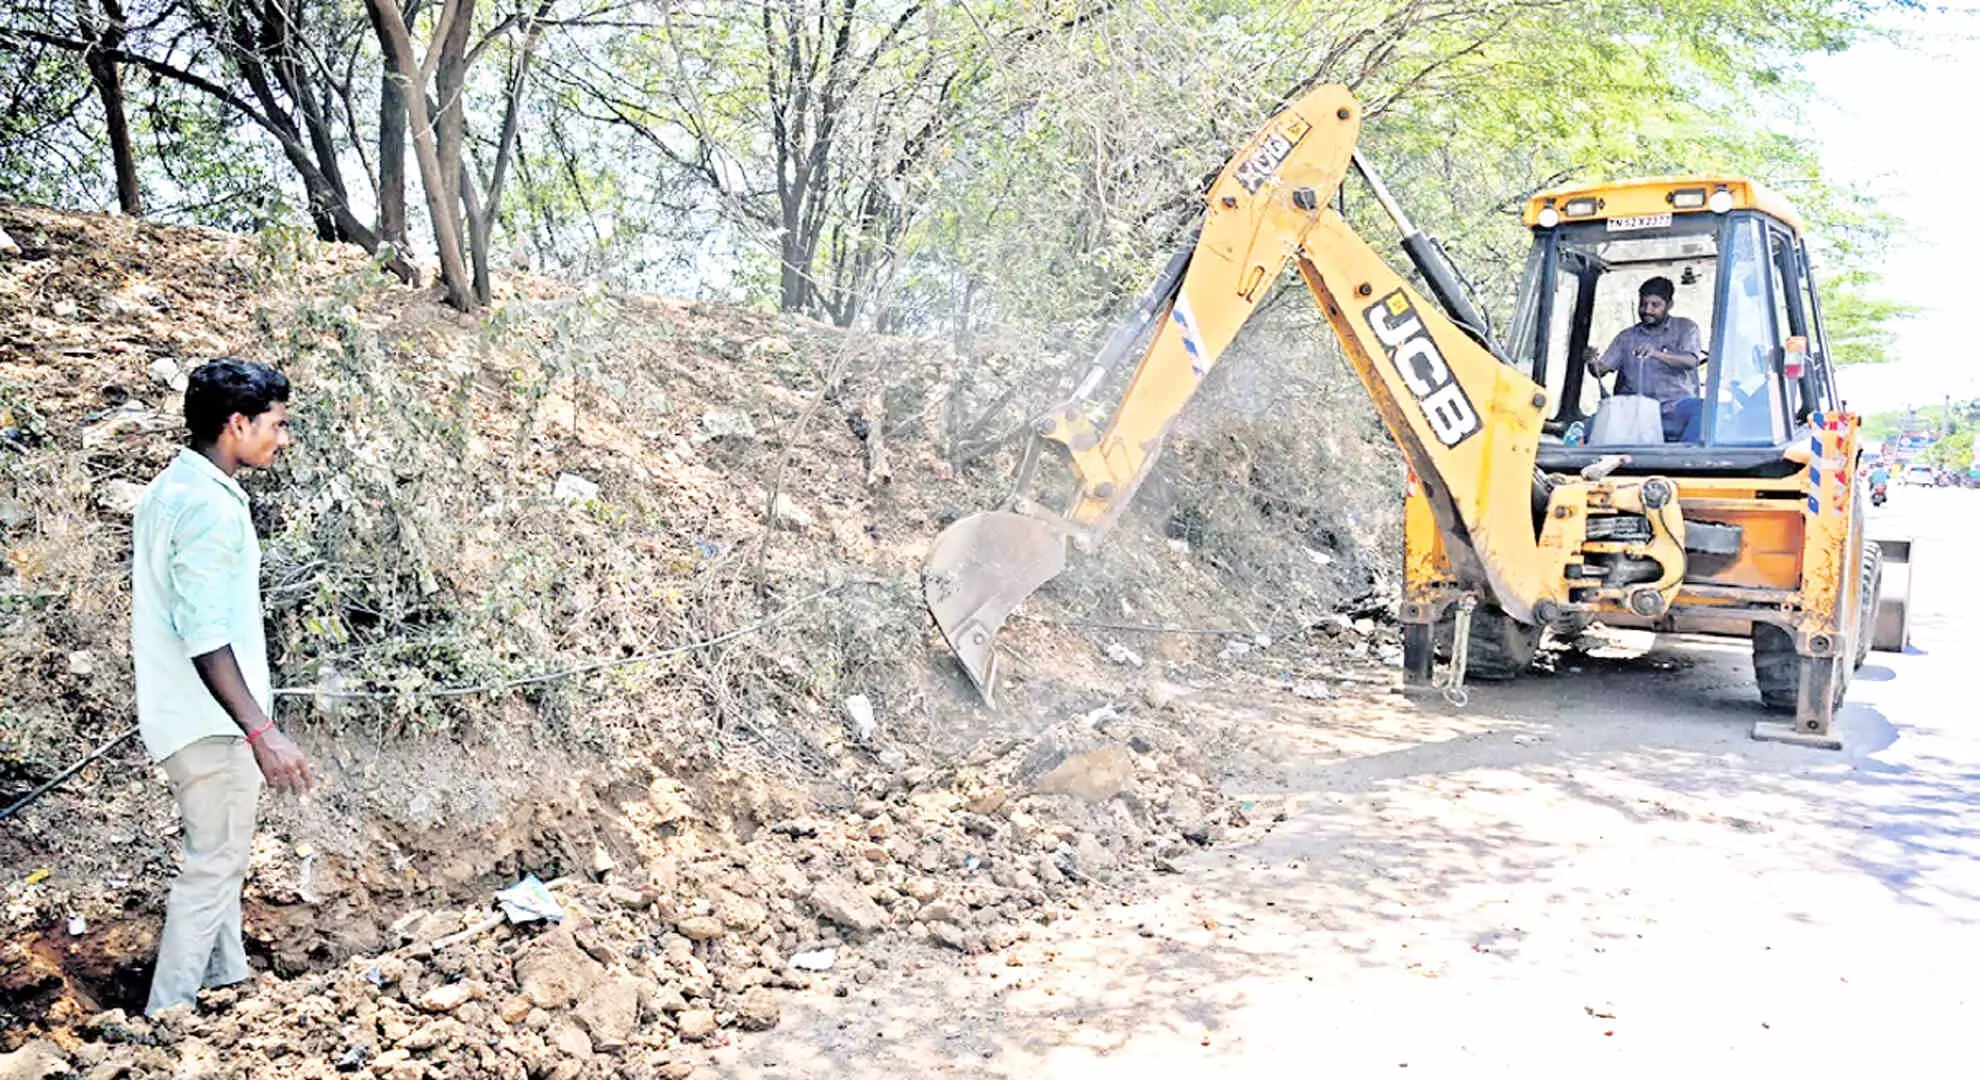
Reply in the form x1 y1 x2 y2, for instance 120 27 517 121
1 705 1244 1077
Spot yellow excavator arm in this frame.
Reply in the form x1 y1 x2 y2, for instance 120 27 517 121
925 85 1653 700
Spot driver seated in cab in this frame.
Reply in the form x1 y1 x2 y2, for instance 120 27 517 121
1586 276 1705 442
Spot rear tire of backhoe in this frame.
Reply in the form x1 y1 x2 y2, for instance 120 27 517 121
1436 604 1541 681
1753 623 1845 714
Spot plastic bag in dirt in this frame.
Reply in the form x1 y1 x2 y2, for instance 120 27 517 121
494 875 565 924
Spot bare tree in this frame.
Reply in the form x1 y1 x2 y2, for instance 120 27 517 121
369 0 474 307
460 0 552 304
79 0 140 214
369 0 557 310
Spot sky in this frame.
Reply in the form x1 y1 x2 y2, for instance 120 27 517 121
1808 4 1980 418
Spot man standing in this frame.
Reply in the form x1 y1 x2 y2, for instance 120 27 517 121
132 359 313 1015
1588 276 1706 442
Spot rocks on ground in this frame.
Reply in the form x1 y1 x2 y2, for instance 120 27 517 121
3 713 1236 1076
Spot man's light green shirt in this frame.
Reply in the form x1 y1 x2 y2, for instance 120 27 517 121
131 449 271 762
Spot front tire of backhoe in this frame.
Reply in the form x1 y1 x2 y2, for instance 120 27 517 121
1436 605 1541 681
1853 541 1882 671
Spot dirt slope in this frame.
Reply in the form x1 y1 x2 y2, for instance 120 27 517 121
0 202 1404 1076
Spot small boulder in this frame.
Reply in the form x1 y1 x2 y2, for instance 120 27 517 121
416 980 480 1014
545 1020 593 1062
676 1009 719 1042
514 927 606 1009
771 493 815 531
809 880 887 935
553 473 600 504
94 480 148 518
0 1040 70 1080
675 915 724 942
696 409 756 442
788 947 836 972
733 987 780 1032
927 922 979 955
574 976 641 1052
714 892 768 932
1034 745 1135 802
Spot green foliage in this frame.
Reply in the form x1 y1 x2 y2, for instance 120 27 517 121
1817 267 1919 365
0 47 96 206
1860 408 1907 439
1925 425 1973 470
0 0 1918 359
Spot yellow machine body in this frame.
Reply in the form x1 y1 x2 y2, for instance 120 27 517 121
923 85 1901 747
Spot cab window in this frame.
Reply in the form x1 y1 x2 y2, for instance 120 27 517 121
1706 218 1785 445
1507 217 1718 433
1792 240 1837 416
1511 209 1821 449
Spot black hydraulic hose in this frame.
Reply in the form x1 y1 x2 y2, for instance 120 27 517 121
0 726 139 824
1068 231 1199 399
1349 151 1505 361
1401 233 1500 356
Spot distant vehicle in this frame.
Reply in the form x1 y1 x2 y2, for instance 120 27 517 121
1900 464 1937 486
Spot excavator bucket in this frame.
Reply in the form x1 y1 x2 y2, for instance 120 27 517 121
922 510 1069 702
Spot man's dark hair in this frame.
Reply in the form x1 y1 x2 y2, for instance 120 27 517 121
184 359 290 446
1639 276 1676 302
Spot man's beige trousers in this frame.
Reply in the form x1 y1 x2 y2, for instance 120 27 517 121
146 735 261 1015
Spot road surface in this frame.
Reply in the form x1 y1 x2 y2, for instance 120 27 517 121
733 487 1978 1078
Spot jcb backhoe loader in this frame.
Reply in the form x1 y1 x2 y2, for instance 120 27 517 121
921 83 1909 748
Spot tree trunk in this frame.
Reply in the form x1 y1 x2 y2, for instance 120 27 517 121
466 2 549 305
461 160 492 305
368 0 473 310
367 0 409 246
85 32 141 214
220 8 345 242
433 0 476 282
4 21 413 282
376 70 408 244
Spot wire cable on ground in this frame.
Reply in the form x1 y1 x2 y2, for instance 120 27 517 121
0 726 139 825
1011 608 1369 640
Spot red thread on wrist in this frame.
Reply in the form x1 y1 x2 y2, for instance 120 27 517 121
245 720 276 744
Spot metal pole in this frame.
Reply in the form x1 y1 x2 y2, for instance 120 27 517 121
1350 151 1419 237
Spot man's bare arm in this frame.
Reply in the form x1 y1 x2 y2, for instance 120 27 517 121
190 645 314 794
1654 320 1706 369
1652 348 1704 370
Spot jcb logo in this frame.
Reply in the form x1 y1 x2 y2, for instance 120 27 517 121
1234 133 1295 194
1364 291 1481 448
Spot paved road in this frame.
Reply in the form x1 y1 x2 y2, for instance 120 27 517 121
736 487 1978 1078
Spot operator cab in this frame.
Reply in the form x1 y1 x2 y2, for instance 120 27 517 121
1506 177 1841 475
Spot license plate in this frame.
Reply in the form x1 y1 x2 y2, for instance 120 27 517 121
1607 212 1672 232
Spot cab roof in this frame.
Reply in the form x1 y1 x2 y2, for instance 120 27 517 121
1521 175 1804 235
